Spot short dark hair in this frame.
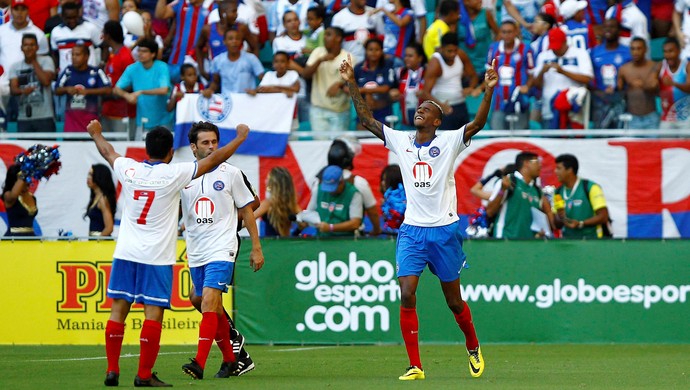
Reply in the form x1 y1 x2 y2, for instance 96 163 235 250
72 43 88 55
365 37 383 50
223 27 241 39
515 151 538 170
282 10 297 23
62 1 82 12
145 127 173 159
664 36 680 49
307 5 325 20
537 12 556 29
188 121 220 144
440 32 458 47
438 0 459 17
273 51 290 61
555 154 579 175
328 26 345 38
21 33 38 45
405 41 427 66
136 37 158 55
103 20 124 44
631 37 647 47
180 63 196 76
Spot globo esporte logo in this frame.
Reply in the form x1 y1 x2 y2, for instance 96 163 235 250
294 252 399 333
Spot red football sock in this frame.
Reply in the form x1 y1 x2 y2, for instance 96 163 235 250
400 307 421 369
105 320 125 373
215 313 236 363
137 319 162 380
194 312 218 369
453 302 479 351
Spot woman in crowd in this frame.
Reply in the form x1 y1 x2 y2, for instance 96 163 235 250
2 165 37 237
353 38 397 129
391 42 427 128
85 163 117 237
254 167 301 237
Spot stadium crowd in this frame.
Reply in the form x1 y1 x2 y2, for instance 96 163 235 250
0 0 687 137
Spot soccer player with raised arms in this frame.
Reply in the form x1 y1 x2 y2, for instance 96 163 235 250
87 119 249 387
180 122 264 380
339 55 498 380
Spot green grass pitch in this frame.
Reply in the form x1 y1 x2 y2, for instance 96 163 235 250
0 344 688 389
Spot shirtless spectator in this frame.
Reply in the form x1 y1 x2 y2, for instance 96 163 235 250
617 37 659 129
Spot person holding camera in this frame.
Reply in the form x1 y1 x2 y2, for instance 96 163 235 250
9 33 56 133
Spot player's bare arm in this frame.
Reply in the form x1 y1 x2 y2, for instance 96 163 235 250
87 120 122 168
195 124 250 179
239 204 265 272
464 59 498 143
340 54 385 140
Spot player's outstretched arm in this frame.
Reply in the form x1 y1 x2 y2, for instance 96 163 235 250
464 59 498 143
195 124 249 179
339 54 385 141
87 120 122 168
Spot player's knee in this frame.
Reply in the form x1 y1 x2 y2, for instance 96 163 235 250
446 297 464 313
399 290 416 307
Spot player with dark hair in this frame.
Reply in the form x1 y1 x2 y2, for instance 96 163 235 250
87 119 249 387
340 54 498 380
180 122 264 380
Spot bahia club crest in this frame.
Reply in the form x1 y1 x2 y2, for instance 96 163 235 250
197 93 233 122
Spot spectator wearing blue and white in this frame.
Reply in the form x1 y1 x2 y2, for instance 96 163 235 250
673 0 690 61
55 44 112 132
114 38 171 138
50 1 103 73
375 0 427 45
589 18 631 129
353 38 397 127
501 0 541 42
529 12 557 63
331 0 377 65
203 29 264 97
486 20 534 130
268 0 317 42
559 0 597 51
247 51 301 130
604 0 649 47
371 0 415 62
421 32 479 130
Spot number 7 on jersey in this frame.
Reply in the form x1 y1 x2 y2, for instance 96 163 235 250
133 190 156 225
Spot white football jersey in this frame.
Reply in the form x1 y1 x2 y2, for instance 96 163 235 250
383 125 469 227
181 163 256 267
113 157 197 265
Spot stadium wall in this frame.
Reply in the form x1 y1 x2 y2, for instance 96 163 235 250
1 239 688 345
2 138 690 238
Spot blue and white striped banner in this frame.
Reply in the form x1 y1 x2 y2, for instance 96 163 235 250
173 93 296 157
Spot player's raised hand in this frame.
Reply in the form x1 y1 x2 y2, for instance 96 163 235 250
339 54 355 82
485 59 498 89
236 124 250 140
87 119 103 138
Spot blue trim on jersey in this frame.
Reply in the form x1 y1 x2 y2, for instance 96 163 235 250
396 221 468 282
413 135 436 148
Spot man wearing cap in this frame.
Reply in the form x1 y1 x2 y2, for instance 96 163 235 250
0 0 51 119
559 0 596 50
305 165 363 237
486 20 534 130
533 27 593 129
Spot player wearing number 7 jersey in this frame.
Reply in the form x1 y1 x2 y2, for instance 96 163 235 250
340 55 498 380
86 120 250 388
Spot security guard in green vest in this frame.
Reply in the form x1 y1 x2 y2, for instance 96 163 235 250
486 151 554 239
308 165 363 237
552 154 610 239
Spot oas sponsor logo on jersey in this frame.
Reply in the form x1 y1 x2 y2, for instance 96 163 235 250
412 162 432 188
197 93 232 122
429 146 440 158
194 196 215 224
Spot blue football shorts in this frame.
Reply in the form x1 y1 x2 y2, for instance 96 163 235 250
190 261 235 297
107 258 173 308
396 221 468 282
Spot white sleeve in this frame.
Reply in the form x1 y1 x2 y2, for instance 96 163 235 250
382 125 406 154
112 157 129 183
349 192 364 220
578 49 594 77
488 179 504 201
354 176 377 209
230 169 256 208
173 162 197 191
412 0 427 17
